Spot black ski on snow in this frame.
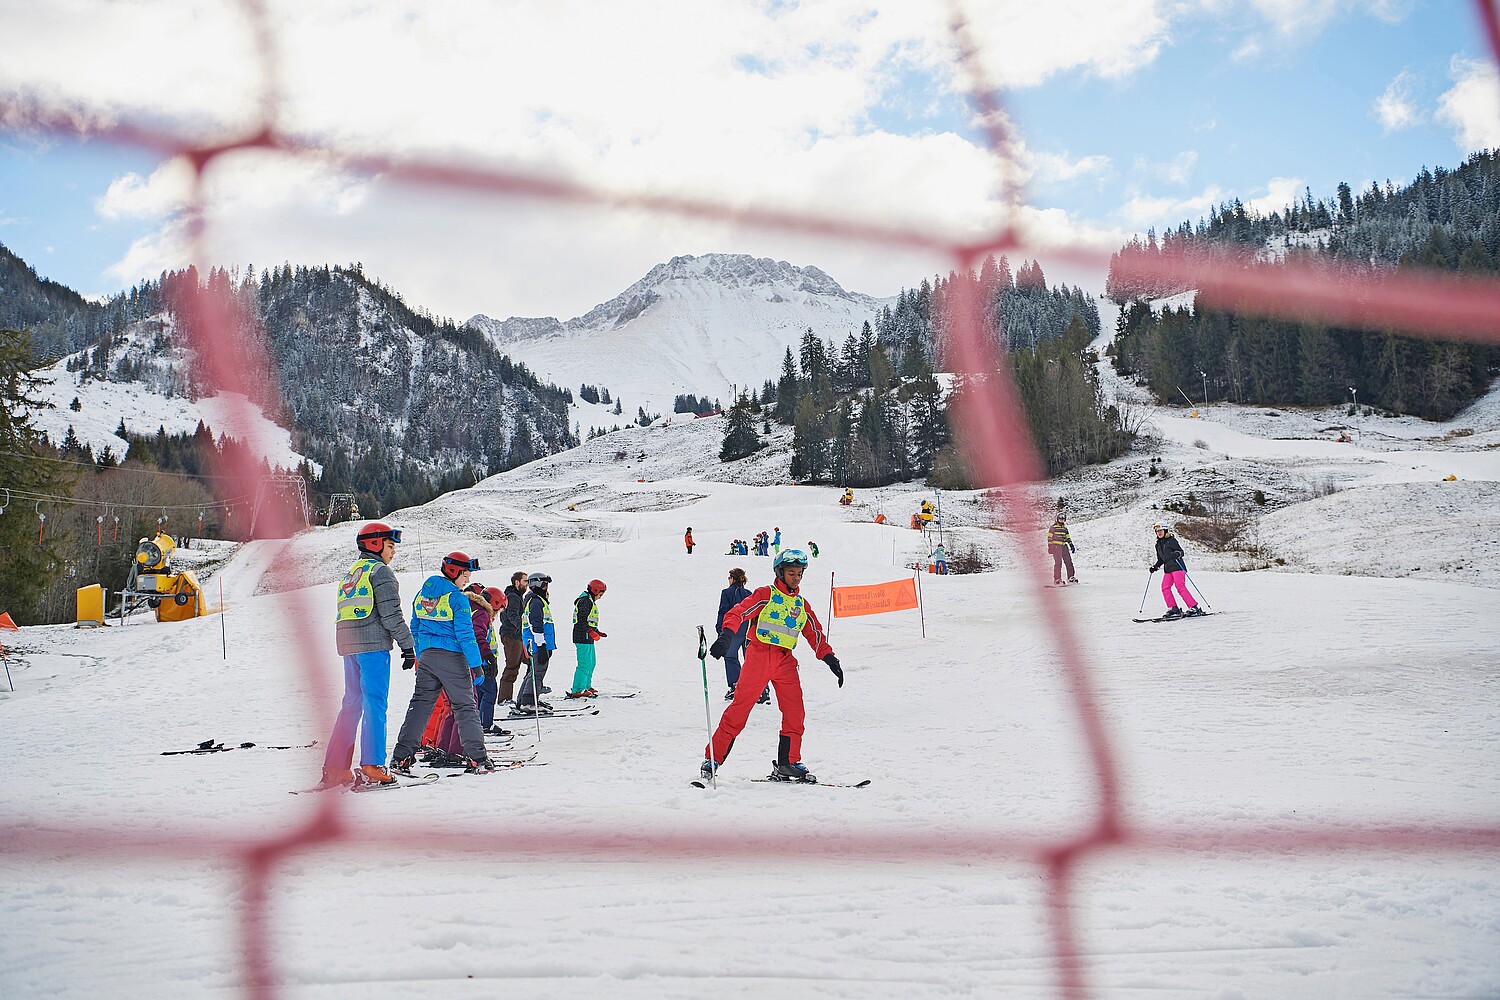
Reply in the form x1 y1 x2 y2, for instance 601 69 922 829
692 775 872 789
577 691 639 699
504 708 601 720
1132 611 1216 623
165 739 319 755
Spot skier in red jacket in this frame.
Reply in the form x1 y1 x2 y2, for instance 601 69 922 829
704 549 843 782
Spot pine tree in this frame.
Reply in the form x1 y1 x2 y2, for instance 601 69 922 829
0 328 74 622
719 393 762 461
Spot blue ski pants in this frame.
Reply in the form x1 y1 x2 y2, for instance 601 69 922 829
323 650 392 770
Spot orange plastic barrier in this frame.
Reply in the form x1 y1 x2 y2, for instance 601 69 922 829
873 514 886 524
831 578 919 618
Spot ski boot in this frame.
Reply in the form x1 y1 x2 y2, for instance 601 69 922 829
486 725 512 737
1162 606 1185 620
1184 605 1206 617
769 760 817 783
756 688 771 705
313 767 353 791
700 759 720 781
391 755 417 777
356 765 397 787
724 684 736 702
465 756 497 774
566 690 590 699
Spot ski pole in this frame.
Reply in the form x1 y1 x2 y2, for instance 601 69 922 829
525 641 542 746
1183 570 1213 610
697 625 716 788
1138 569 1156 616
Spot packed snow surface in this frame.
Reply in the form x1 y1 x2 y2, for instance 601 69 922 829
3 371 1498 999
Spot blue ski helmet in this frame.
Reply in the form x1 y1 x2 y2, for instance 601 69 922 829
773 548 809 576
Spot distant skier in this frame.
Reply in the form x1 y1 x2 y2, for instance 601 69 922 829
318 521 415 790
930 543 948 575
685 527 695 554
807 540 819 558
1048 514 1077 585
567 579 607 698
514 571 557 714
390 551 496 775
704 549 843 782
772 526 781 554
1150 523 1202 619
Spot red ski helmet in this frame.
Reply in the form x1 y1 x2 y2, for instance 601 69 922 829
356 521 400 554
441 551 480 580
483 586 506 611
587 579 606 597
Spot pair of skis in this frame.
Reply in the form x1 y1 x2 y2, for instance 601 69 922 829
163 740 318 755
691 625 868 791
1133 610 1216 623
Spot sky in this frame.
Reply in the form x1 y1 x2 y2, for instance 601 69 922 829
1 0 1497 323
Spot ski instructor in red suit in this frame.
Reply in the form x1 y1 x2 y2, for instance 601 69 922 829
703 548 843 782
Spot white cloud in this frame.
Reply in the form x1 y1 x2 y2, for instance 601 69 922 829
95 159 195 221
1134 151 1199 186
1436 57 1500 154
1372 70 1421 133
1117 175 1302 231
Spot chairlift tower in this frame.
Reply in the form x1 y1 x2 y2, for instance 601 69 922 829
324 493 360 526
250 474 311 536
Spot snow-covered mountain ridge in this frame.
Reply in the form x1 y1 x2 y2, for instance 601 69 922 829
466 253 889 421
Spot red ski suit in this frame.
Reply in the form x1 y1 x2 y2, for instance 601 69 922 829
707 580 834 766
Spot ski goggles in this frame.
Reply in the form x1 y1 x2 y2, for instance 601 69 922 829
358 527 402 544
443 555 481 571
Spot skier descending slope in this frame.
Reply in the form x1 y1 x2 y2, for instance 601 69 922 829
1150 523 1203 619
704 549 844 783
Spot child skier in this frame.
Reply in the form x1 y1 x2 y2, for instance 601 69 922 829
319 521 416 790
515 572 556 714
1150 523 1202 618
567 579 607 698
1048 514 1076 585
685 527 695 554
704 549 844 782
390 551 496 775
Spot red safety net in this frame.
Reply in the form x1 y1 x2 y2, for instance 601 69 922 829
3 2 1500 998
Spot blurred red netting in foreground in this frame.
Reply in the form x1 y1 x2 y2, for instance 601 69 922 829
3 2 1500 999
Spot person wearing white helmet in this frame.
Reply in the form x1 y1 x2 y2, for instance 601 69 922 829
704 548 844 783
1150 523 1202 619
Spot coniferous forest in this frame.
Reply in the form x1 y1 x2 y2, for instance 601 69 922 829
721 256 1133 487
1107 150 1500 419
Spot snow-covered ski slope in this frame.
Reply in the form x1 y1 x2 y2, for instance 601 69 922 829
3 379 1498 1000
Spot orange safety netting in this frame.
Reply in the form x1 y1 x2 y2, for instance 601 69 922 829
3 2 1500 999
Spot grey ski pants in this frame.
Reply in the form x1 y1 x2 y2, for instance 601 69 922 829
392 647 486 762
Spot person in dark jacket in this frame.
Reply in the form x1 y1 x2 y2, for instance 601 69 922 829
1047 514 1076 585
320 521 416 790
567 579 608 697
514 572 556 715
716 567 764 702
1150 523 1202 618
494 571 527 715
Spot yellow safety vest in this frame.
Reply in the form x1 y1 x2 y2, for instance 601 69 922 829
572 591 599 630
413 591 456 623
754 587 807 649
335 558 380 622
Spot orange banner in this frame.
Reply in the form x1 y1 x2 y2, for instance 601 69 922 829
831 578 919 618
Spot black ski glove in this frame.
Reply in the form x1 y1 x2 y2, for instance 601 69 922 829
823 653 843 687
483 654 498 671
708 629 731 660
1149 563 1159 572
401 649 417 670
1069 543 1076 553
